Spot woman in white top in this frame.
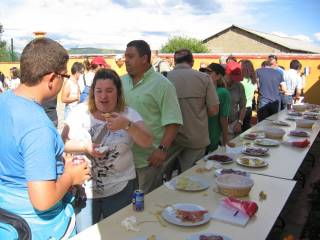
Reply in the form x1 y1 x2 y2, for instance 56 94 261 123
61 62 84 119
62 69 153 233
7 67 20 89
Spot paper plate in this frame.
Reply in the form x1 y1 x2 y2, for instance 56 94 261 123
171 176 210 191
186 232 232 240
254 138 280 147
161 203 210 227
203 153 234 164
236 157 268 168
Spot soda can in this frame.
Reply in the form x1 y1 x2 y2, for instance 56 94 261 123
132 190 144 211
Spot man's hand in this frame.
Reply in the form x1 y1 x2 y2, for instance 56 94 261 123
147 149 167 168
233 122 242 134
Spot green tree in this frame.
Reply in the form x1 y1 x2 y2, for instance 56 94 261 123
160 36 209 53
0 23 19 62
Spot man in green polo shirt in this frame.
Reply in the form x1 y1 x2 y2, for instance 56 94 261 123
122 40 183 193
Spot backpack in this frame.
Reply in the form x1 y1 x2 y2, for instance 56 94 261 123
79 74 90 103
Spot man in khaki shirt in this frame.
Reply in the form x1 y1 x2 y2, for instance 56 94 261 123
167 49 219 172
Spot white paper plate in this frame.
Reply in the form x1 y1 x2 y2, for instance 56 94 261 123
171 175 210 191
241 147 269 156
161 203 210 227
215 168 250 177
289 130 310 137
272 120 290 126
254 138 280 147
287 111 303 116
236 157 268 168
203 153 234 164
243 131 265 140
186 232 232 240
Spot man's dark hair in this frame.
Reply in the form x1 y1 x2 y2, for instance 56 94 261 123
261 60 272 67
290 59 302 70
268 54 278 61
174 49 193 64
127 40 151 63
20 38 69 86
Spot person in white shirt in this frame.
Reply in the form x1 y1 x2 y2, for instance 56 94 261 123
282 60 303 109
62 68 152 233
7 67 21 89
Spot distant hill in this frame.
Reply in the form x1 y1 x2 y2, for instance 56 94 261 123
68 48 124 55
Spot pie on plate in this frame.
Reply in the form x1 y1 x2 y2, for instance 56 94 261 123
236 157 268 168
254 138 280 147
242 146 269 156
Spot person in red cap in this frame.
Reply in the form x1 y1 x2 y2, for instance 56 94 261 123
91 56 111 69
225 61 246 136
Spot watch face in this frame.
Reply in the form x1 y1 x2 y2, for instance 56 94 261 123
158 145 168 152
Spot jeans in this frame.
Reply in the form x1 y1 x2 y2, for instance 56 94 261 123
258 100 280 122
242 107 252 132
75 179 136 233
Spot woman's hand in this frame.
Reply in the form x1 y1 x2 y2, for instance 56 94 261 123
85 143 107 158
105 112 130 131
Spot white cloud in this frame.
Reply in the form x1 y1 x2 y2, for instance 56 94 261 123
0 0 313 52
314 33 320 41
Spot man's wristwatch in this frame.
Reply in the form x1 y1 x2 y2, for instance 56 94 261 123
238 119 243 126
124 120 132 130
158 144 168 152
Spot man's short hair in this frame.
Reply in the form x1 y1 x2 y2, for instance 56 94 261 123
71 62 84 75
174 49 193 64
127 40 151 63
268 54 278 61
20 38 69 86
290 59 302 70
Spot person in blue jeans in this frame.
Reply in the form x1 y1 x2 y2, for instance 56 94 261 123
0 37 90 239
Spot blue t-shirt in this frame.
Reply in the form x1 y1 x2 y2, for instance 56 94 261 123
0 91 74 239
256 67 284 105
0 90 64 188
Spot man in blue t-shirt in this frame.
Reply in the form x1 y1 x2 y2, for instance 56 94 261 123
0 38 90 239
256 60 286 121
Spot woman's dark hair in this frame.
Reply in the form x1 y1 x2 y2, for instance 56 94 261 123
88 69 126 114
241 60 257 84
290 60 302 70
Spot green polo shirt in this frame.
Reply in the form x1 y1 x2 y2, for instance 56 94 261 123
207 87 231 152
121 67 183 168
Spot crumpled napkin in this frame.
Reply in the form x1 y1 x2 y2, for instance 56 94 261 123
283 138 310 148
223 197 258 217
120 216 140 232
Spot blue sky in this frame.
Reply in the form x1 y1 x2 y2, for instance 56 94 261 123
0 0 319 52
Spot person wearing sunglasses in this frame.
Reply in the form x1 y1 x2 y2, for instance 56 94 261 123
0 38 90 239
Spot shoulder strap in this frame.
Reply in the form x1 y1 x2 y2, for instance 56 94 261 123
83 74 87 86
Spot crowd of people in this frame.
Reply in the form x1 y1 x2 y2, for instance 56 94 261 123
0 37 306 239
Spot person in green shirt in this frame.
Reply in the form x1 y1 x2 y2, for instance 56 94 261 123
122 40 183 193
200 63 232 152
240 60 258 132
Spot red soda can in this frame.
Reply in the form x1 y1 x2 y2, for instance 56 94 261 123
132 190 144 211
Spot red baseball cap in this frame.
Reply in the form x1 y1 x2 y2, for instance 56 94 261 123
225 61 243 81
91 56 110 68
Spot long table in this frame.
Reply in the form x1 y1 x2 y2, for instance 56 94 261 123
219 110 320 180
71 166 295 240
71 109 319 240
